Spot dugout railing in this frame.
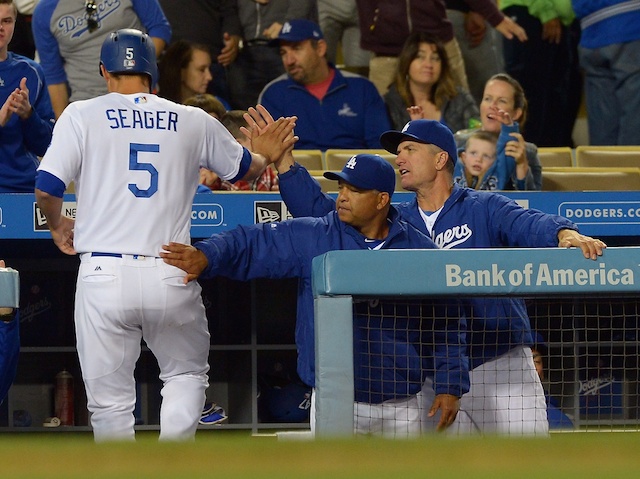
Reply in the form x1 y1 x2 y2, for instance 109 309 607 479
312 246 640 437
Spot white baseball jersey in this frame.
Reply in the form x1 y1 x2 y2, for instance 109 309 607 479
38 92 244 257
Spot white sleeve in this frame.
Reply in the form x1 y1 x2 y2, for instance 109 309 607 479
200 114 245 181
37 107 84 186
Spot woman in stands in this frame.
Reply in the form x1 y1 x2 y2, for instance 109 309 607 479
455 73 542 191
158 39 230 108
384 32 479 134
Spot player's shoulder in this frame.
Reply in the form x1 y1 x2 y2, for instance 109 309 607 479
152 95 208 115
460 187 515 211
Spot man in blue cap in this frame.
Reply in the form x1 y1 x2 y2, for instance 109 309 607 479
266 116 606 436
258 19 390 151
161 153 469 437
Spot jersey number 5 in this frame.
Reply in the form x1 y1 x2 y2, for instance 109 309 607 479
128 143 159 198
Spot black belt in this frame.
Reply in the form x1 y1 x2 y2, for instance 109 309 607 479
91 252 122 258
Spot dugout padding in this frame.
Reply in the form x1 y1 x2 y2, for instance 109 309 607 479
312 247 640 437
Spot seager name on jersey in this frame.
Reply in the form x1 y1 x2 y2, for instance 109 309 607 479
105 108 178 131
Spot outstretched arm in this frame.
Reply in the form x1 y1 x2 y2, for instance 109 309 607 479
242 105 335 218
160 243 209 284
557 230 607 260
242 105 298 173
242 114 298 181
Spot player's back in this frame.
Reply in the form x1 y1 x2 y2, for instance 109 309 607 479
40 93 243 257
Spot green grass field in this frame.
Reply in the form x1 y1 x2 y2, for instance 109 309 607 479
1 431 639 478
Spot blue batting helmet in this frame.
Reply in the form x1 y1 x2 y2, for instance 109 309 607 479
99 29 158 90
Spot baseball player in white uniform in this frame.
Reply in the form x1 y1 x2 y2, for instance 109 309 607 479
35 29 296 441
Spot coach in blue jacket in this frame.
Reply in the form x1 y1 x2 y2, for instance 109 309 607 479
0 260 20 404
162 154 469 436
272 119 606 436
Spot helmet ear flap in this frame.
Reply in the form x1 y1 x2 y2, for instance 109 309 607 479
99 29 158 89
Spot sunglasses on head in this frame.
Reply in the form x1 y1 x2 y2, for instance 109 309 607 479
85 1 99 33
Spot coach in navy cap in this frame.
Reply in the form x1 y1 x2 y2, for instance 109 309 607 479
324 153 396 198
380 119 458 165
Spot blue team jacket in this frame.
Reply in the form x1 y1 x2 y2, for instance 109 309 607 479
572 0 640 49
278 165 578 368
194 208 469 403
454 122 520 191
0 314 20 404
0 53 55 193
258 66 391 151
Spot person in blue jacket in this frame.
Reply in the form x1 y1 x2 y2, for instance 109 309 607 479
0 0 55 193
531 333 574 430
454 127 511 191
572 0 640 145
161 153 469 436
454 109 528 191
269 118 606 436
0 313 19 405
257 19 391 151
0 260 20 404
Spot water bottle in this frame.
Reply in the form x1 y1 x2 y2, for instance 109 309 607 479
54 369 74 426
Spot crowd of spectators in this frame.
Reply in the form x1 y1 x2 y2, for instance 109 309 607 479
3 0 640 196
3 1 639 196
1 0 632 436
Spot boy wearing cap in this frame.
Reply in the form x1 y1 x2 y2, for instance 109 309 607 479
257 19 391 151
162 153 469 436
271 118 606 436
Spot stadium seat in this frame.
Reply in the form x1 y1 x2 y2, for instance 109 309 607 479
324 149 397 171
537 147 574 168
575 146 640 168
292 149 324 170
311 174 338 193
541 167 640 191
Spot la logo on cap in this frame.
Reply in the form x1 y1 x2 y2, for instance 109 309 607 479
282 22 292 34
345 156 357 170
